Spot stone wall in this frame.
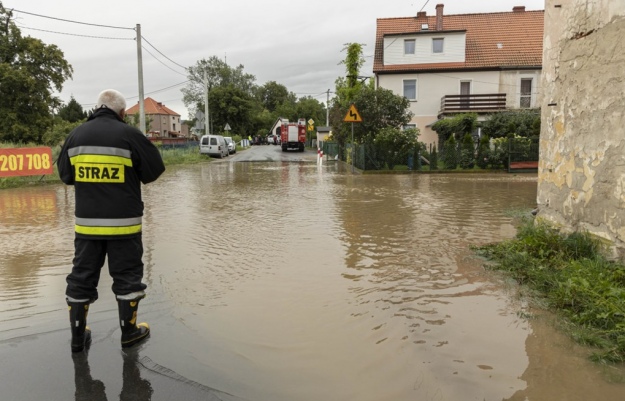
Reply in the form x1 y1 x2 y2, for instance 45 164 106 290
537 0 625 259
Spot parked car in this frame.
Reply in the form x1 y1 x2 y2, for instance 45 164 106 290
266 134 275 145
199 134 229 158
223 136 236 154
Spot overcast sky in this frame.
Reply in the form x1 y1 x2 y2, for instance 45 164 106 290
7 0 544 119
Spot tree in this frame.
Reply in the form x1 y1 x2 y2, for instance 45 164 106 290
335 43 366 105
0 2 73 143
125 112 153 133
42 117 81 146
58 96 87 123
207 85 255 136
182 56 256 115
459 133 475 169
295 96 326 126
330 84 413 148
476 134 490 169
255 81 291 112
442 134 458 169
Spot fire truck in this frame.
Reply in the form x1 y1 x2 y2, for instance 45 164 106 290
280 118 306 152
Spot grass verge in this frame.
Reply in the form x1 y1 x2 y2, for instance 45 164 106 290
473 218 625 364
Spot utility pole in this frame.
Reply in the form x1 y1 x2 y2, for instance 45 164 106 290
204 70 209 136
326 89 330 126
136 24 145 134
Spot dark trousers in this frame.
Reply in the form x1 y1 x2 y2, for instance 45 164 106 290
66 236 147 301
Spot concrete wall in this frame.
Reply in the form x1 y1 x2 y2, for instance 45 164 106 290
537 0 625 259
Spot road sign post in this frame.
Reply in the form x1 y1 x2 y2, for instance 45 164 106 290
343 104 363 173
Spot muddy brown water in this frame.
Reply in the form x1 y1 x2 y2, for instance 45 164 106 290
1 161 624 401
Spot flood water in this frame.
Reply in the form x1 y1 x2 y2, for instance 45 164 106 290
1 161 625 401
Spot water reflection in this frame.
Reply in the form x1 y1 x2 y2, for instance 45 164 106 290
71 349 153 401
0 187 72 335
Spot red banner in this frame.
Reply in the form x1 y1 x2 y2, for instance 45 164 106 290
0 147 54 177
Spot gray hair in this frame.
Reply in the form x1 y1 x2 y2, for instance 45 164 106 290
96 89 127 115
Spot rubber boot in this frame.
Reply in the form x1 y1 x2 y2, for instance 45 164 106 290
117 295 150 348
67 300 92 353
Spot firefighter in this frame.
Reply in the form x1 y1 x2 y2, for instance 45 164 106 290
58 89 165 352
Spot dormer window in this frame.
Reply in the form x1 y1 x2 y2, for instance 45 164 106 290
432 38 444 53
404 39 415 55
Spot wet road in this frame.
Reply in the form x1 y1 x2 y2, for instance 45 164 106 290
1 154 624 401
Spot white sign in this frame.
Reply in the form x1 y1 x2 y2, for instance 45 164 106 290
224 123 231 131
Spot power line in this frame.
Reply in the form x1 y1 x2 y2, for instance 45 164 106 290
11 9 134 30
419 0 431 12
142 45 187 77
18 24 134 40
141 35 188 71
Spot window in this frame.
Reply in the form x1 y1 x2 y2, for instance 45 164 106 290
432 38 444 53
404 39 415 55
403 79 417 100
520 78 532 108
403 124 417 131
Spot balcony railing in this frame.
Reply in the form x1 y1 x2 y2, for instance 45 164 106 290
440 93 507 114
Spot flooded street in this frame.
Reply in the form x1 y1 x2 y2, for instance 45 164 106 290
1 159 624 401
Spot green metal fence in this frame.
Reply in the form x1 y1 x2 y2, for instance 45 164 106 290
326 136 539 172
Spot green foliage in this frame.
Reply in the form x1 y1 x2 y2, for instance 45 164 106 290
474 220 625 363
255 81 291 112
441 134 458 169
42 118 81 146
431 113 477 142
429 147 438 170
481 109 540 138
476 134 490 169
459 134 475 169
208 85 254 137
372 127 420 170
336 43 366 104
330 84 413 149
57 96 87 123
0 3 73 143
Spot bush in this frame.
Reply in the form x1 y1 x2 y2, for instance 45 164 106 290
441 135 458 169
429 147 438 170
459 134 475 169
476 134 490 169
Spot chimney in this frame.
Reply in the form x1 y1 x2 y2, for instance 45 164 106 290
513 6 526 12
436 4 444 31
416 11 426 19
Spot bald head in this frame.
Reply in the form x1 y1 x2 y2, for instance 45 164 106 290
96 89 127 118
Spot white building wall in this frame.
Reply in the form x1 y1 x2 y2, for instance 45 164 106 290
383 32 466 65
500 70 542 108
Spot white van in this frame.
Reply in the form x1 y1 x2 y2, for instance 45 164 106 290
199 135 229 158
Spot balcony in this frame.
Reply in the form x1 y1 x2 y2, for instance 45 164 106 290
439 93 507 117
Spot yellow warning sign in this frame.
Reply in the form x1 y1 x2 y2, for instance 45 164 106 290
343 104 362 123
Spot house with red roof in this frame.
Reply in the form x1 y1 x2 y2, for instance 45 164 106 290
126 97 189 138
374 4 544 147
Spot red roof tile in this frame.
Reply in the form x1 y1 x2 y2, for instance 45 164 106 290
126 97 180 116
374 8 544 73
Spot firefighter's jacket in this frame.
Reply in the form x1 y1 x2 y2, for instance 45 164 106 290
58 107 165 239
